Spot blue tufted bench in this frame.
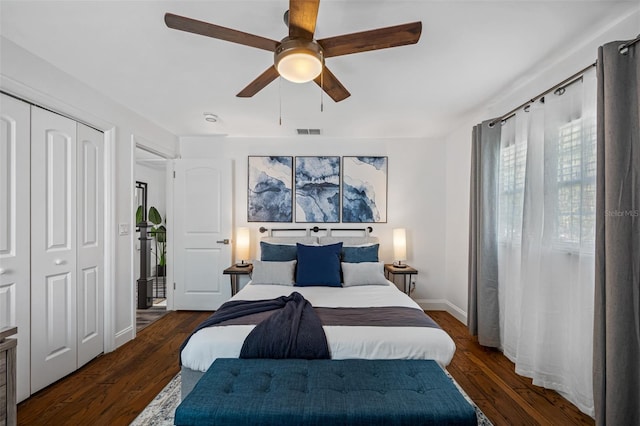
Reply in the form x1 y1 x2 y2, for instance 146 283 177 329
175 358 477 426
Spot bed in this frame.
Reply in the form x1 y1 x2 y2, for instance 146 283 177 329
179 233 456 399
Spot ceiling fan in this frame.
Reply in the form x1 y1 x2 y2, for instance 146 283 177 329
164 0 422 102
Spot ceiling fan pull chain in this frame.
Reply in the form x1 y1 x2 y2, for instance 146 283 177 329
279 76 282 125
320 62 324 112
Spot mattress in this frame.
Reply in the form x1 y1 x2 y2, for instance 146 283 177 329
180 281 456 372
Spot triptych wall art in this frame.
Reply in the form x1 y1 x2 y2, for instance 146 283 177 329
247 156 388 223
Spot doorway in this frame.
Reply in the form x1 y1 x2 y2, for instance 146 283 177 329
135 147 168 331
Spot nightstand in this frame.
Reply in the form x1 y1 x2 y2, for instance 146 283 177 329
0 326 17 426
224 264 253 296
384 264 418 295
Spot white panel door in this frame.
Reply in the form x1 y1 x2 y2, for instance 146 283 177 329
173 159 231 310
30 107 78 393
76 123 104 367
0 94 31 402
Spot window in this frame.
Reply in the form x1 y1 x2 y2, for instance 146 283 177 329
498 123 526 244
498 110 596 251
555 118 596 248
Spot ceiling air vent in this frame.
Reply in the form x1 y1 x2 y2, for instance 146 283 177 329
297 128 321 135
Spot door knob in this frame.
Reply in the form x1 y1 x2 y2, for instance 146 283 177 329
54 259 66 265
0 268 6 275
216 239 230 244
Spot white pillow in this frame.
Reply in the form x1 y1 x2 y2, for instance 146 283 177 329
261 236 318 245
319 236 379 246
341 262 389 287
251 260 296 286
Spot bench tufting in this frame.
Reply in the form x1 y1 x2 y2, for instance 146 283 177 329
175 358 477 426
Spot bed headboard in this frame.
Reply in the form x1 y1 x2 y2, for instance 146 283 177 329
258 226 378 246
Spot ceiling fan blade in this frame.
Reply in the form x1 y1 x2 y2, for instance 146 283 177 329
237 66 280 98
288 0 320 39
318 22 422 58
165 13 278 52
313 67 351 102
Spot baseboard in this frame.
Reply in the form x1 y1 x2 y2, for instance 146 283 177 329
115 325 134 349
415 299 468 325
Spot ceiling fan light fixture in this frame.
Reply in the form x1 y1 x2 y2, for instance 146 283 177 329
275 38 324 83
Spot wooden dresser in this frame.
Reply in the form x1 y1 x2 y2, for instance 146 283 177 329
0 326 17 426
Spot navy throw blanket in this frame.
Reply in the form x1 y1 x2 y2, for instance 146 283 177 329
240 292 329 359
179 292 329 364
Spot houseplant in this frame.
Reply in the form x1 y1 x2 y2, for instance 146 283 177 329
147 206 167 276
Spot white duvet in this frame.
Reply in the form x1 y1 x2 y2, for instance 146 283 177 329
180 281 456 372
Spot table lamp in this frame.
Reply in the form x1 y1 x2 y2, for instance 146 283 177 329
393 228 407 268
235 227 251 267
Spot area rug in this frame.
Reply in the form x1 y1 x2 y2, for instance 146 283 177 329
131 371 493 425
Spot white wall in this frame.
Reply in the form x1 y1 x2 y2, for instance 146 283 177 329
0 37 178 349
179 136 450 307
443 8 640 324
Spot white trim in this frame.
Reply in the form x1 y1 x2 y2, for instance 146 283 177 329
415 298 468 325
134 136 175 160
115 326 134 348
103 128 116 352
133 135 177 312
1 75 113 131
130 136 137 339
166 160 175 310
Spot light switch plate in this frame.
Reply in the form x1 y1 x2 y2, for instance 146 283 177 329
119 223 129 236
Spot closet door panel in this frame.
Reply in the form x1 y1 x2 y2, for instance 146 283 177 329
30 107 77 393
0 94 31 402
76 123 104 367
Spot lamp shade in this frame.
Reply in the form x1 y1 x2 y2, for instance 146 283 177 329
274 38 324 83
276 52 323 83
393 228 407 264
235 227 250 265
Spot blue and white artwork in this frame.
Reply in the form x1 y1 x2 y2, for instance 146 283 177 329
342 156 388 223
248 156 293 222
295 156 340 223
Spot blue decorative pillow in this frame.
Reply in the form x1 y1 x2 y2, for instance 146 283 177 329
260 242 297 261
295 243 343 287
341 244 379 263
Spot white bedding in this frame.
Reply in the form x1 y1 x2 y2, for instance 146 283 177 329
180 281 456 372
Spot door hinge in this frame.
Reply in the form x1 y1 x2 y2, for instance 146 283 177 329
173 171 176 178
173 282 176 290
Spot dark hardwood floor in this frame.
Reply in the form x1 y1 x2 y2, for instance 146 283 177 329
17 310 212 426
17 310 594 425
428 311 595 426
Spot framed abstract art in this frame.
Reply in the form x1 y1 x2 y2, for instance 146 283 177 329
342 156 388 223
247 156 293 222
295 156 340 223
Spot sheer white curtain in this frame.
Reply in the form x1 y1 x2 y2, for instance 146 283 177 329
497 69 597 416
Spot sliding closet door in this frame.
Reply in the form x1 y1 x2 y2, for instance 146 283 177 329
0 94 31 402
76 123 104 367
30 107 78 393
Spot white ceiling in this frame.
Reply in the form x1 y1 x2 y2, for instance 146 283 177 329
1 1 637 139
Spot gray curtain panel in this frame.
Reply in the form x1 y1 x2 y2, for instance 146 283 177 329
468 119 501 347
594 38 640 425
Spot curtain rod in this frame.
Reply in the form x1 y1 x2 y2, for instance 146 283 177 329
619 33 640 53
489 61 597 127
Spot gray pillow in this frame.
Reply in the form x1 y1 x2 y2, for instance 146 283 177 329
251 260 296 286
341 262 389 286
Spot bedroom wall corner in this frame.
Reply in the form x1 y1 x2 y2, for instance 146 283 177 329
443 121 476 325
440 5 640 327
0 37 179 351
